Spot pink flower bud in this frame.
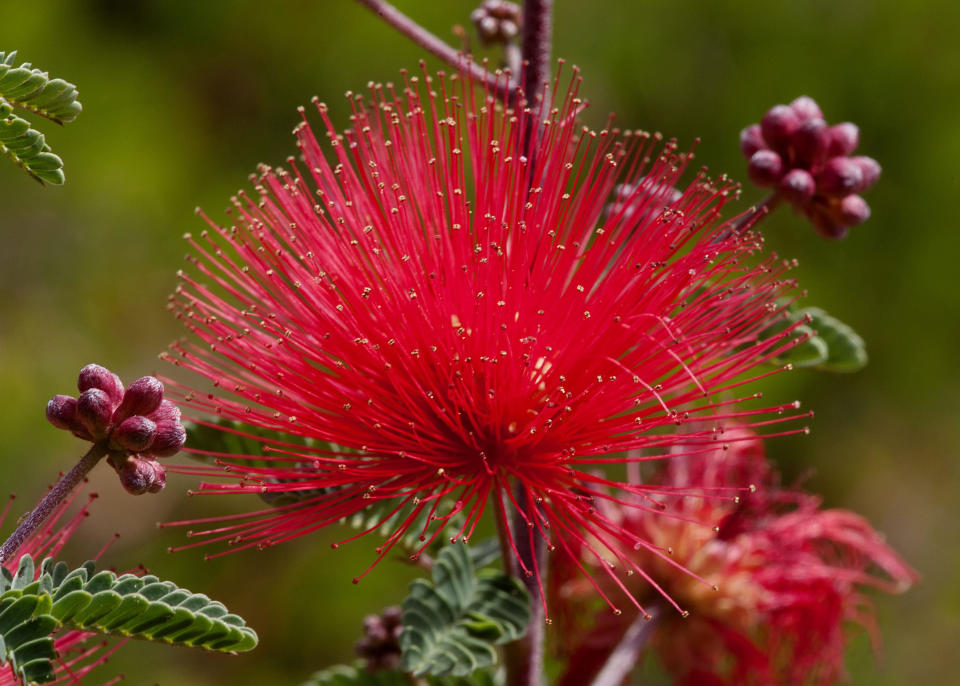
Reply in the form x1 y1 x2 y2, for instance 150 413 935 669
850 156 881 191
792 118 829 167
46 394 81 432
77 364 125 405
809 206 849 240
790 95 823 122
150 421 187 458
111 415 158 452
760 105 799 153
113 376 164 423
747 150 784 187
146 460 167 493
827 122 860 157
116 456 166 495
739 124 766 158
816 157 864 195
147 399 181 424
778 169 816 205
76 388 114 438
837 194 871 226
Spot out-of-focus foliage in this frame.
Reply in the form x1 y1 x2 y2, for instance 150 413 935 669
0 1 955 684
303 663 498 686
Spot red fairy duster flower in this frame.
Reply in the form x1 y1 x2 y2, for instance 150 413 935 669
557 427 916 686
1 494 123 685
162 66 810 615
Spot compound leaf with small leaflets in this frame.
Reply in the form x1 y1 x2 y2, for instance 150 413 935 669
399 545 530 678
0 51 81 185
0 554 257 684
303 662 499 686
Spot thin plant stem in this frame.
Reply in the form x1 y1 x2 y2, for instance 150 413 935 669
495 487 547 686
589 607 660 686
502 1 556 680
520 0 553 101
355 0 511 99
505 42 523 77
0 443 108 565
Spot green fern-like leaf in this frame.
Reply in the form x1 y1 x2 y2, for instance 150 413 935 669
303 662 499 686
0 50 81 185
399 545 530 678
0 52 81 124
0 554 257 684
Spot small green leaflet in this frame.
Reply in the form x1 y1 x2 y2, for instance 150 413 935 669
763 305 867 373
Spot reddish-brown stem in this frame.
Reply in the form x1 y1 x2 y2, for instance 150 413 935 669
520 0 553 102
0 443 107 565
495 487 546 686
355 0 511 100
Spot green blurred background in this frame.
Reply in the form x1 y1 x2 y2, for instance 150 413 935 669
1 0 957 683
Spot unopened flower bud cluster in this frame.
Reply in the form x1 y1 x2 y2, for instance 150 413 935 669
354 606 403 672
46 364 186 495
471 0 522 46
741 96 880 238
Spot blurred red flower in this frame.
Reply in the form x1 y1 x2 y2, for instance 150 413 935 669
555 427 916 685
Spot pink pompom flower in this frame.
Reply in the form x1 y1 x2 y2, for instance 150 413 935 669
162 66 811 617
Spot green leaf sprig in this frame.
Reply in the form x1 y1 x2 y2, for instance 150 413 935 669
0 51 82 185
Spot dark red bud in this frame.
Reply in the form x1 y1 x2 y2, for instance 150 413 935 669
113 376 164 423
790 95 823 122
827 122 860 157
817 157 864 195
850 156 881 191
117 456 166 495
150 421 187 458
147 399 181 424
837 194 871 226
760 105 799 153
112 415 157 452
747 150 784 187
46 395 80 432
146 460 167 493
739 124 766 158
78 364 125 405
778 169 817 205
381 606 403 625
76 388 114 438
809 206 849 240
792 118 829 167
